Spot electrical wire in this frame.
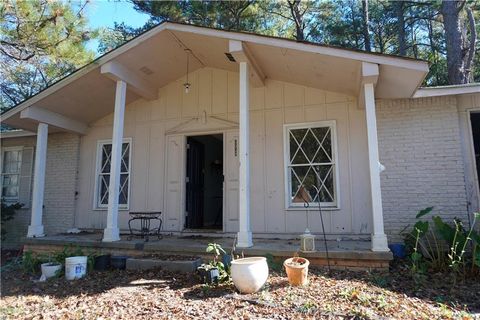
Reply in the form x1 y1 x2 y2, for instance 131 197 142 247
299 184 331 273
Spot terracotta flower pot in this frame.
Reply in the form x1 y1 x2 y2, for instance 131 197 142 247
284 257 310 286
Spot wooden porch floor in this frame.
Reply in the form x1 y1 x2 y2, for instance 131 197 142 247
23 232 392 270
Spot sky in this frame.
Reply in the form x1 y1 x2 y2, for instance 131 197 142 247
84 0 151 53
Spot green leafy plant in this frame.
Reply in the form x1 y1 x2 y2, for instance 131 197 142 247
444 213 479 278
21 245 96 275
1 201 23 241
198 243 230 284
22 251 42 274
404 208 480 280
206 243 226 262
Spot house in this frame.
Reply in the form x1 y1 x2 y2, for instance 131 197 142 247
1 22 479 253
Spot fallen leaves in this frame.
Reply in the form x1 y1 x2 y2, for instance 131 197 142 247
1 262 479 319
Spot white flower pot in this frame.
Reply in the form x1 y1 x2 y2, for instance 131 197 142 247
230 257 269 294
41 262 62 279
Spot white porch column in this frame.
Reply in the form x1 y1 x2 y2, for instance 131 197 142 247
364 82 389 252
103 80 127 242
237 61 253 248
27 123 48 237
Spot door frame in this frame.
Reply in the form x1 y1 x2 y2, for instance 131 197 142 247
466 109 480 211
181 130 226 232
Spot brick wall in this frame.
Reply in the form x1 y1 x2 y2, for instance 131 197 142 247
377 96 469 242
1 132 80 248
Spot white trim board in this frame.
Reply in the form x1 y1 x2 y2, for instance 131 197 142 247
467 109 480 212
414 84 480 98
0 131 36 139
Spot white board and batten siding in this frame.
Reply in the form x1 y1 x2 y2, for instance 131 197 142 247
74 67 373 237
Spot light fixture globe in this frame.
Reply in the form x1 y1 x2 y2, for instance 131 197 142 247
183 48 192 94
183 82 191 94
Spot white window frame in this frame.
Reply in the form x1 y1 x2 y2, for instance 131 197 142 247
0 146 23 202
283 121 340 210
467 109 480 211
93 138 132 210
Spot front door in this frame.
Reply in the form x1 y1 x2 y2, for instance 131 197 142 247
185 137 205 229
185 134 224 229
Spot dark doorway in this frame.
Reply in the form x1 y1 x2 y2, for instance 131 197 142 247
185 134 223 230
470 112 480 194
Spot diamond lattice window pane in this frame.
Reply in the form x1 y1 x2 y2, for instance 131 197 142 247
119 173 129 204
312 127 332 163
290 129 309 164
302 129 319 162
121 143 130 172
99 174 110 205
101 144 112 173
291 166 311 202
312 165 334 202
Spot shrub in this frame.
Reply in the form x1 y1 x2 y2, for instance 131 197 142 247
1 200 23 241
404 207 479 281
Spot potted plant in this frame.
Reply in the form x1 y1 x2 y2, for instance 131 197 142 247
197 264 220 284
284 255 310 286
197 243 228 284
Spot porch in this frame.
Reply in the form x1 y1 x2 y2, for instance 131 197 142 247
1 22 429 253
22 232 392 270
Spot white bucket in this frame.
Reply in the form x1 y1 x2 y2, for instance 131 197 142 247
41 263 62 279
65 256 87 280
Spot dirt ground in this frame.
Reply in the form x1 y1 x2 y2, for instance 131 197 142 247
1 261 479 319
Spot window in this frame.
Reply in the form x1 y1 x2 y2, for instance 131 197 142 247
284 121 338 208
1 148 23 201
95 139 131 209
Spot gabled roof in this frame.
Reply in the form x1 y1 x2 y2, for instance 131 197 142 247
1 21 430 133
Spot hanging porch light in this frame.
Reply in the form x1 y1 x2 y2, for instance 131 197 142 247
183 49 192 94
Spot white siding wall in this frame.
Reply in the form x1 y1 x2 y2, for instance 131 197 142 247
377 96 470 242
75 67 373 237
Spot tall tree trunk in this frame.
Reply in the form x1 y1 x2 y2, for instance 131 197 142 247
361 0 371 51
464 6 477 82
441 0 466 84
287 0 305 41
395 1 406 56
427 12 440 84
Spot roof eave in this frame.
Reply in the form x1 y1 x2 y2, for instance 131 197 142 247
413 83 480 98
1 21 429 124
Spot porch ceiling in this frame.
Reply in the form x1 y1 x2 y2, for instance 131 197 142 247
2 22 429 133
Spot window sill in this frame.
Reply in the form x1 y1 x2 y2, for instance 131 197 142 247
286 206 340 211
92 207 130 211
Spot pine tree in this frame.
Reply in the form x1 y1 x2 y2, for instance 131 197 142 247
0 0 95 112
